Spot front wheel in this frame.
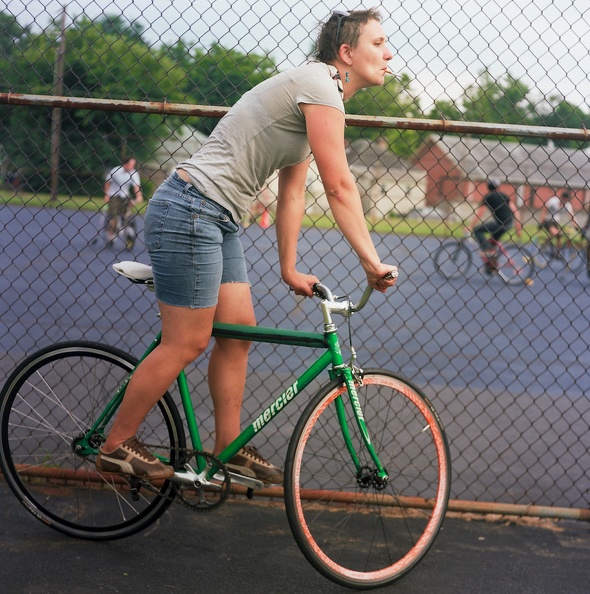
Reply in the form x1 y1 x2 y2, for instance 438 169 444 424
496 244 535 285
433 239 472 279
561 244 586 274
0 341 186 540
284 370 451 589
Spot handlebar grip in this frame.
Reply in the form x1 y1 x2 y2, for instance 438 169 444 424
312 282 332 300
382 268 399 281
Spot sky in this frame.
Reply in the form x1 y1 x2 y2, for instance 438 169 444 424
4 0 590 111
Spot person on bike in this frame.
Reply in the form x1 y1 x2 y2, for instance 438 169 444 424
469 179 521 274
96 9 398 483
539 189 578 250
103 156 144 246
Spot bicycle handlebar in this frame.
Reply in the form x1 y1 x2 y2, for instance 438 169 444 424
312 268 398 316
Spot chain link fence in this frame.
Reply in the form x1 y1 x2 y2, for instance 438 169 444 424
1 0 589 517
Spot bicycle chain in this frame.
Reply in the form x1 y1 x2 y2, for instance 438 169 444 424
137 445 231 512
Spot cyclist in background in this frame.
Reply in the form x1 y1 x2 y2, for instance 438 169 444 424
539 189 578 250
469 179 521 274
104 156 143 246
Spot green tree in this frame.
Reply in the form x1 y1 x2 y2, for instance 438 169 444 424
0 12 31 57
161 42 277 135
1 12 187 193
426 99 463 123
344 72 423 157
462 70 533 125
529 95 590 149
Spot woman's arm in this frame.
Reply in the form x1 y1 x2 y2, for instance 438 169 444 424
300 103 396 291
275 158 320 296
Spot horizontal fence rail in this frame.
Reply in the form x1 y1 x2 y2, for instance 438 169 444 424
2 92 590 141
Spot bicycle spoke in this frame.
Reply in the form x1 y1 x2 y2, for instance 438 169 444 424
285 371 450 588
0 342 184 539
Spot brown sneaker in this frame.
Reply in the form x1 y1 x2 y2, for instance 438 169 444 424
96 436 175 480
226 446 284 485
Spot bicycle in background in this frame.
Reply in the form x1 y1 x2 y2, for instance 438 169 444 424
433 231 535 285
530 227 587 276
92 203 138 250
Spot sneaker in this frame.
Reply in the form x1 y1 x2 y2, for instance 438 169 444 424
226 446 284 485
96 436 175 480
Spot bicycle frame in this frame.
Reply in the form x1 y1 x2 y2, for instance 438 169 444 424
78 297 388 483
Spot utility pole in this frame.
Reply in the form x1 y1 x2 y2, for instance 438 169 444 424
49 5 67 201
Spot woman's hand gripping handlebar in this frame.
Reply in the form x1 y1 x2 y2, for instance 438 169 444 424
312 268 398 316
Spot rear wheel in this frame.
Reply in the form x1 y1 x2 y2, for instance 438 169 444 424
433 240 472 279
532 237 554 269
0 341 185 540
284 370 451 589
497 244 535 285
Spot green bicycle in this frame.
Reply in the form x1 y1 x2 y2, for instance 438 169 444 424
0 262 450 590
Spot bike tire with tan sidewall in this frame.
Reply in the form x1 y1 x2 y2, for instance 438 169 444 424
284 369 451 589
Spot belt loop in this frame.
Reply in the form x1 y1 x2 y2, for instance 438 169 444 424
183 183 192 193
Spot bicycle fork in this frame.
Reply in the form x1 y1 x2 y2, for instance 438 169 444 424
329 347 389 490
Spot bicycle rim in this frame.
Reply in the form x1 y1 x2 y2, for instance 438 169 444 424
561 245 586 274
285 370 451 589
433 241 471 279
532 239 552 268
0 342 185 540
497 245 534 285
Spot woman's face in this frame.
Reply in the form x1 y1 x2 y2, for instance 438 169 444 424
348 19 394 88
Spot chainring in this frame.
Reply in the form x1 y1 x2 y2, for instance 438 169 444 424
174 450 232 512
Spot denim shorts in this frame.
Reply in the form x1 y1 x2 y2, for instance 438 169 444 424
144 171 249 308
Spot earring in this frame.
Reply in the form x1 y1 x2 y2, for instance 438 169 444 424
345 71 349 83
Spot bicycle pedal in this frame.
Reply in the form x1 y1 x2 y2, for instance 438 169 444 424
128 476 143 501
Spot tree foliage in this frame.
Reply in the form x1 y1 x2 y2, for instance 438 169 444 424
426 69 590 149
1 9 590 193
0 12 277 192
344 72 423 157
158 42 277 135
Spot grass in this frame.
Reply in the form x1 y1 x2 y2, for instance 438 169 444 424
0 189 148 214
1 188 550 242
298 212 466 238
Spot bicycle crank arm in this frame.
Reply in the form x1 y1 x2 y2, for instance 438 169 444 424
215 470 265 491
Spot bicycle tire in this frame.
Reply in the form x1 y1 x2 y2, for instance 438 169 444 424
284 370 451 589
560 245 586 274
496 244 534 285
0 341 186 540
433 240 472 279
531 237 554 269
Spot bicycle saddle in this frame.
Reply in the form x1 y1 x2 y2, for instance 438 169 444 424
113 261 153 282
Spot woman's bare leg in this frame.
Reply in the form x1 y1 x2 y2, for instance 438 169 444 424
103 302 216 452
209 282 255 454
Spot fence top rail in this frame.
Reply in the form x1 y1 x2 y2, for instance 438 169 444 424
0 93 590 141
2 92 589 141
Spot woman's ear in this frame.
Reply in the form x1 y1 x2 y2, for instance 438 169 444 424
338 44 353 67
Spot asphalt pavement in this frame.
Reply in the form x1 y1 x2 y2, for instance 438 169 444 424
1 478 589 594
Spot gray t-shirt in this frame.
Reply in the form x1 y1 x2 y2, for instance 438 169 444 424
177 62 345 223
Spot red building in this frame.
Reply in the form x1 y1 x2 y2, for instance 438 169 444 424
412 135 590 215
